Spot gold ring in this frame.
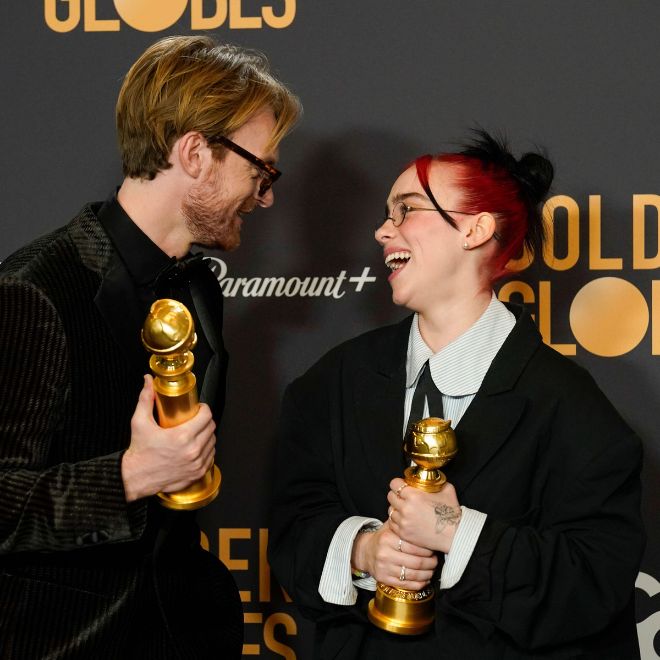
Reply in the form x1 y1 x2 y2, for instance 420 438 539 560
399 565 406 581
388 507 394 519
395 484 408 498
397 538 403 552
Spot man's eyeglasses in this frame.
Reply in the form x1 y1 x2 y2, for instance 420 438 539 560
384 201 502 242
206 135 281 197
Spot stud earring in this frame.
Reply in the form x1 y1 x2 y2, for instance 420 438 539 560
463 242 470 250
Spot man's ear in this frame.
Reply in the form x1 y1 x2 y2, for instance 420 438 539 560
464 212 497 249
174 131 208 179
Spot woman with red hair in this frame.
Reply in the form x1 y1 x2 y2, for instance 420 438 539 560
269 131 644 659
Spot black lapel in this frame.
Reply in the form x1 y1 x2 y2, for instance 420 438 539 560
68 204 148 375
94 256 148 374
352 316 412 487
445 304 541 494
191 260 229 418
447 391 527 493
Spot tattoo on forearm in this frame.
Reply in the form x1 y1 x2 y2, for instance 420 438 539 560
434 504 462 533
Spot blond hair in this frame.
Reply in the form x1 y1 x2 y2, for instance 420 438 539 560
116 35 301 179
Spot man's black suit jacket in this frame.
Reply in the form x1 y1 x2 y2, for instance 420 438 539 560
269 305 645 659
0 205 242 658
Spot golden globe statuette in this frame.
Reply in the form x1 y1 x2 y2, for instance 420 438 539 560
141 298 221 510
368 417 458 635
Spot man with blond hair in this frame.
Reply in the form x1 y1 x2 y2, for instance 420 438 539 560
0 35 300 658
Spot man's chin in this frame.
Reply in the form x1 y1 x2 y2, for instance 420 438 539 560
192 235 241 252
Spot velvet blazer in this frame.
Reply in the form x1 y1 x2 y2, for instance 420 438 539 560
0 205 241 658
269 305 645 659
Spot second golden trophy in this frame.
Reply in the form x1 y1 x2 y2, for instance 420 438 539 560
367 417 457 635
141 298 222 510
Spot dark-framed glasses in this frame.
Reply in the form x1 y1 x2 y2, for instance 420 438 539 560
384 200 502 242
385 201 473 227
206 135 281 197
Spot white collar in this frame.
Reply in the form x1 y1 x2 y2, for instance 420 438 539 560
405 293 515 396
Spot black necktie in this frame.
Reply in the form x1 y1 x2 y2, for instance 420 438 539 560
406 361 444 431
152 253 205 290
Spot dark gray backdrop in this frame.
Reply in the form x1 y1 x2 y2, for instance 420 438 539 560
2 2 658 657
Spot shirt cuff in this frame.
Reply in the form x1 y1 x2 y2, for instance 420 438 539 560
439 506 487 590
318 516 381 605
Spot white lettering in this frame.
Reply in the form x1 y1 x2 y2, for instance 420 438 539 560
331 271 347 299
349 267 377 292
636 572 660 659
258 277 286 297
203 259 374 299
206 256 227 280
283 277 301 297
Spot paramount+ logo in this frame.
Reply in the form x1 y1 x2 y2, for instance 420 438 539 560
45 0 296 32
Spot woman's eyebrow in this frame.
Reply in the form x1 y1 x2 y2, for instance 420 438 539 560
390 192 428 204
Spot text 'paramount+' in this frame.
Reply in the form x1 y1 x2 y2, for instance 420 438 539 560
206 258 377 299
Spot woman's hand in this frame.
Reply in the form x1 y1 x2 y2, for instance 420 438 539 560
387 477 462 554
351 520 438 591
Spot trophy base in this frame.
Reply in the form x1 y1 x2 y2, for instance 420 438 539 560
157 464 222 511
367 583 435 636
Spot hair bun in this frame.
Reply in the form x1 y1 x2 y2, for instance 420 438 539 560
458 129 553 204
514 153 554 204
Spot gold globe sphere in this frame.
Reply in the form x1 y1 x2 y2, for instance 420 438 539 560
141 299 195 354
404 417 457 470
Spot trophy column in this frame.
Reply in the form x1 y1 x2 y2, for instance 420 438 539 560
368 417 458 635
141 298 222 510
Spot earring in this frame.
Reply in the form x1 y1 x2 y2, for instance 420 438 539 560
463 242 470 250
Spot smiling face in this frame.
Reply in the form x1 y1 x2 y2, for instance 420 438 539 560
181 108 278 251
375 162 479 313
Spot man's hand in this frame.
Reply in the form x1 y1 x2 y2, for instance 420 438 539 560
121 375 217 502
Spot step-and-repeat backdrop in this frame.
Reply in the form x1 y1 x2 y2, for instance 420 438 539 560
2 2 659 657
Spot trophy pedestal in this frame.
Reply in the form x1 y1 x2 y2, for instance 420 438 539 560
157 464 221 510
368 583 435 635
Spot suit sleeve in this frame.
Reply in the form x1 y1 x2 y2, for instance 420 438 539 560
0 278 147 555
268 366 367 624
437 373 645 651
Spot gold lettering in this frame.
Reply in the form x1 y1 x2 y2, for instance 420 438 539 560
45 0 80 32
259 528 270 602
506 245 533 273
588 195 623 270
633 194 660 269
653 281 660 355
191 0 228 29
569 278 648 357
264 613 297 659
545 195 579 271
243 612 263 655
497 281 536 321
219 528 252 602
538 281 576 355
507 198 554 272
230 0 262 28
259 528 292 603
262 0 296 28
113 0 186 32
84 0 119 31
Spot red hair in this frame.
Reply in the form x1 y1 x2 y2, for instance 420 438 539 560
414 153 529 282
